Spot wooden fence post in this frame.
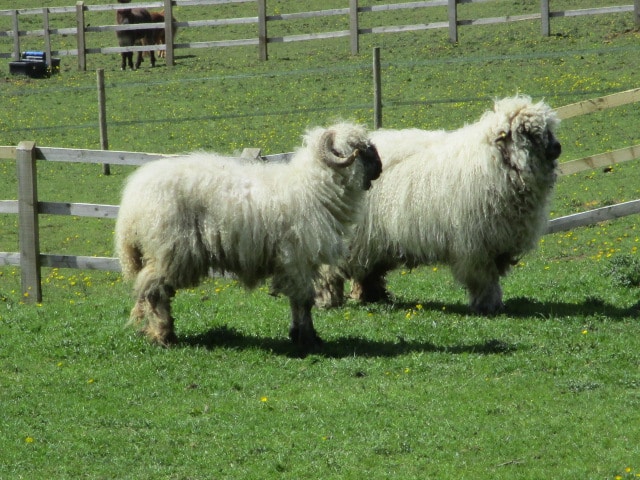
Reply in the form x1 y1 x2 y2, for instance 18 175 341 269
373 47 382 129
541 0 550 36
11 10 20 60
164 0 175 66
258 0 267 61
43 8 53 67
349 0 359 55
16 141 42 304
76 1 86 71
448 0 458 43
96 69 110 175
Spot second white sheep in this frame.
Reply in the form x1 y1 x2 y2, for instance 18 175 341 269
315 96 561 314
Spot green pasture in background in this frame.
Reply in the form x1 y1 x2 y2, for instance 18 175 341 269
1 0 639 478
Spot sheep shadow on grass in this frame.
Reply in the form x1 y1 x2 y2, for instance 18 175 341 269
384 296 640 321
179 325 516 358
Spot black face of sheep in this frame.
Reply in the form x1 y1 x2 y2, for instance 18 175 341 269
115 122 379 354
543 130 562 163
499 122 562 176
358 144 382 190
322 131 382 190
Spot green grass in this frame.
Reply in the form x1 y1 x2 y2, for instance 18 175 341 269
1 1 640 478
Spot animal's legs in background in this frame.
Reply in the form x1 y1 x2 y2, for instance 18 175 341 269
120 52 134 70
314 265 345 308
350 265 391 303
136 50 155 69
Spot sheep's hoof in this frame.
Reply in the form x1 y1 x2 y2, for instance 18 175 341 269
289 326 324 354
140 327 178 347
470 300 505 316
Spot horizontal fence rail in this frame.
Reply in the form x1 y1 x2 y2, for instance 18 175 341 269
1 89 639 302
546 200 640 235
1 1 638 66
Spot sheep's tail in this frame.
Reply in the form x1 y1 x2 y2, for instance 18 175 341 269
117 239 144 281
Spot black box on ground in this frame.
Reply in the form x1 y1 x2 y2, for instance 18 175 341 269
9 51 60 78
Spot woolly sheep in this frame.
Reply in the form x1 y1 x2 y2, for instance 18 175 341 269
315 95 561 314
115 122 381 352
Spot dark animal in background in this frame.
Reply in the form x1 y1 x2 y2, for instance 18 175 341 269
149 10 178 59
115 0 155 70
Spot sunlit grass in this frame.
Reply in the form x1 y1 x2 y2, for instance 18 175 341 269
1 1 639 478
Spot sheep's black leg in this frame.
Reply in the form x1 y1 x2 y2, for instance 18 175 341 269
456 264 504 315
350 268 390 303
288 297 323 354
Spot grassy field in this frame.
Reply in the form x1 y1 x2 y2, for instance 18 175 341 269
1 1 640 478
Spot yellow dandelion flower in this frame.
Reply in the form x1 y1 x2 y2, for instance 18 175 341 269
260 396 268 402
25 437 34 443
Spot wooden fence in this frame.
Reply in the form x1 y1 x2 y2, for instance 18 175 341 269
1 87 639 303
1 0 639 67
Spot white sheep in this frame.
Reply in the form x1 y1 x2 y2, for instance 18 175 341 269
115 122 381 352
315 95 561 314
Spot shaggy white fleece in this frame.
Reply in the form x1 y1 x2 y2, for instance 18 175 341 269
316 95 561 314
116 122 381 351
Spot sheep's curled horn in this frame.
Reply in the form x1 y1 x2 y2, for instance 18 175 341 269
320 130 359 168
